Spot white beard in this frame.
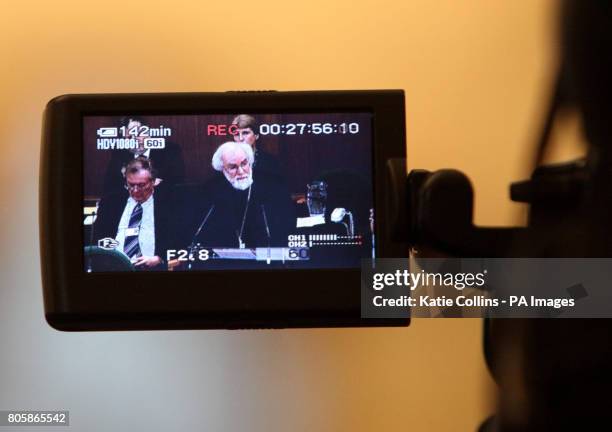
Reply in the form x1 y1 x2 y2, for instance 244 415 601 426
225 171 253 191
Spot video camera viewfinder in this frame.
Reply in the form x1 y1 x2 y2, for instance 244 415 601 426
40 90 407 330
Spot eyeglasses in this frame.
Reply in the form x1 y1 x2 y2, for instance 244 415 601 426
225 159 250 174
124 182 152 191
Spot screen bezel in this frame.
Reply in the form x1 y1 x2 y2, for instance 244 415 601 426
40 90 407 330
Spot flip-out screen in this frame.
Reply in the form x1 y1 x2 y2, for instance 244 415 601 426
83 113 375 272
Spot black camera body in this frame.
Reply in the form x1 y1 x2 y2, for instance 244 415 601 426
40 90 408 330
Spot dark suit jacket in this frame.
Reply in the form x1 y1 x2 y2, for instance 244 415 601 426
102 142 185 196
93 186 175 265
179 173 295 249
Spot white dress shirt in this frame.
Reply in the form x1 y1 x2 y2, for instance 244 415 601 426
136 149 151 159
115 194 156 257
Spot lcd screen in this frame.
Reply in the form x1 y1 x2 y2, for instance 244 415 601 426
83 113 375 272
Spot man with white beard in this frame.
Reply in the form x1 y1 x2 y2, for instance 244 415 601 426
186 141 294 254
211 141 255 191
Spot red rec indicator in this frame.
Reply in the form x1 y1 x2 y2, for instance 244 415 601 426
207 124 239 136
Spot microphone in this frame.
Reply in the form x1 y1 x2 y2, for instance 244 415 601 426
188 204 215 270
261 204 271 264
369 208 375 260
331 207 354 236
86 207 98 273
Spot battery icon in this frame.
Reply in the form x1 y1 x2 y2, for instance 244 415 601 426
97 127 118 137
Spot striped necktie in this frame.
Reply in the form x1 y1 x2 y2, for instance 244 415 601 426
123 203 142 259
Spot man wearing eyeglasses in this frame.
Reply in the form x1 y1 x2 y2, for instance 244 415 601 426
94 157 173 270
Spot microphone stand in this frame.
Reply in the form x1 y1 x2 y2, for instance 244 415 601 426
86 208 98 273
346 211 354 237
369 208 375 260
187 205 215 270
261 204 271 265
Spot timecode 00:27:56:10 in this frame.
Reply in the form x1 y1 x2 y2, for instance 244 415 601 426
259 122 360 136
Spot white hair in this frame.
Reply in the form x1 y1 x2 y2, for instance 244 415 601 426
211 141 254 172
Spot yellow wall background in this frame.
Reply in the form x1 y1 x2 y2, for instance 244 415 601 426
0 1 559 430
